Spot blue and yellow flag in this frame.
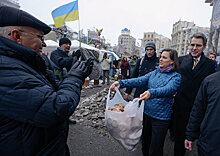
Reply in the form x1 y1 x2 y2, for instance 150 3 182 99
51 0 79 28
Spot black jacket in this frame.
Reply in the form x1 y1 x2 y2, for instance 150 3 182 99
50 47 73 72
173 53 215 140
125 53 159 98
186 72 220 155
0 36 83 156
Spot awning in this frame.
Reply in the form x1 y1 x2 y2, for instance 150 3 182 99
100 50 119 60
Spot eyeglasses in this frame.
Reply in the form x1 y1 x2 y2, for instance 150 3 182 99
19 30 44 42
8 29 44 42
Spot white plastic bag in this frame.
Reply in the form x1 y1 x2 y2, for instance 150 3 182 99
105 88 144 151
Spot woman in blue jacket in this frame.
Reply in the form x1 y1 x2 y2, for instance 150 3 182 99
110 48 181 156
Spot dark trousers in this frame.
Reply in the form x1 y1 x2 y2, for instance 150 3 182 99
173 113 190 156
142 114 170 156
198 147 207 156
174 140 186 156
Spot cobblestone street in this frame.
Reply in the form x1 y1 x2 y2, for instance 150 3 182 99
67 81 198 156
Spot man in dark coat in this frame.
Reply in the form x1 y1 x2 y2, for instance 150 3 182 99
173 32 215 156
50 37 81 81
125 41 159 99
0 6 93 156
185 71 220 156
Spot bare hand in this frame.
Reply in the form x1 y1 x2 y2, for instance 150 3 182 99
185 140 193 151
139 91 151 101
110 81 120 90
125 93 130 100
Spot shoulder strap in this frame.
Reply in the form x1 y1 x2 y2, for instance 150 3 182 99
139 57 145 72
49 59 62 70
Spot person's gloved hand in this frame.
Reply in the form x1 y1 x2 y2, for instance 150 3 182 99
85 57 94 76
71 55 78 66
68 58 94 80
72 49 81 59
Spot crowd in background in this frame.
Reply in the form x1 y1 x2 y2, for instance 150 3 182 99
100 54 139 82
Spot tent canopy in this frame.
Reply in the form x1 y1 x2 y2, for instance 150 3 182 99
71 40 99 51
45 40 58 46
44 40 119 60
100 50 119 60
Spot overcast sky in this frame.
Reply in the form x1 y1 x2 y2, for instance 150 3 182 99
19 0 213 45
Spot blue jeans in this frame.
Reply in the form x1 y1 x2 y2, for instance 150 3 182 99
142 114 170 156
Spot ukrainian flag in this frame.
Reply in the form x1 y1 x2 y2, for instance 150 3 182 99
51 0 79 28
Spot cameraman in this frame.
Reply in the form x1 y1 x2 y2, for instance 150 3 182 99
101 52 111 85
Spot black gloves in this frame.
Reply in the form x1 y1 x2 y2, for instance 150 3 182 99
85 57 94 76
71 55 78 66
68 58 94 80
72 49 81 59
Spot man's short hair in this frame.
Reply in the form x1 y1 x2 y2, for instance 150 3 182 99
209 52 216 58
190 33 207 46
0 6 51 34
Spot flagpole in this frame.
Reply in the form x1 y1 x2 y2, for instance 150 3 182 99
77 0 81 49
78 20 81 49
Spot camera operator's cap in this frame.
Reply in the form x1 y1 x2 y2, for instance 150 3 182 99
145 41 156 51
59 37 71 46
0 6 51 34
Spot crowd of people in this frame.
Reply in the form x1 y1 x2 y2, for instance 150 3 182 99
100 54 139 82
111 32 219 156
1 6 220 156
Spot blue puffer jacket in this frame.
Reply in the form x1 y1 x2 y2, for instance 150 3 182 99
0 36 83 156
119 68 181 120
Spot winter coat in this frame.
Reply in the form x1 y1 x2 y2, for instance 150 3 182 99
129 58 137 72
50 48 74 81
173 53 215 140
41 53 58 89
120 60 130 76
0 36 83 156
50 47 74 72
101 57 111 70
125 53 159 98
186 72 220 155
119 68 181 120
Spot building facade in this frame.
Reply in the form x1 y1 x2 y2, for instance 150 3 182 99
171 20 210 56
118 28 137 57
206 0 220 56
141 32 171 56
0 0 20 8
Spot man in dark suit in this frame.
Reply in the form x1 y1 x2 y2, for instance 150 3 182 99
173 32 215 156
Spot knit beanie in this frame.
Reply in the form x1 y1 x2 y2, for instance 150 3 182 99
59 37 71 46
145 41 156 51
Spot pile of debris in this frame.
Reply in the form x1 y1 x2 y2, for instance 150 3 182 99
71 88 117 136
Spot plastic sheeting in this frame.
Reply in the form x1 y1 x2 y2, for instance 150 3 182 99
80 48 101 80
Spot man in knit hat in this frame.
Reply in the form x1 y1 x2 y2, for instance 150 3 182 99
50 37 80 81
125 41 159 98
0 6 93 155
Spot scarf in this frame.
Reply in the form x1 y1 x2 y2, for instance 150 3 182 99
159 64 173 72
